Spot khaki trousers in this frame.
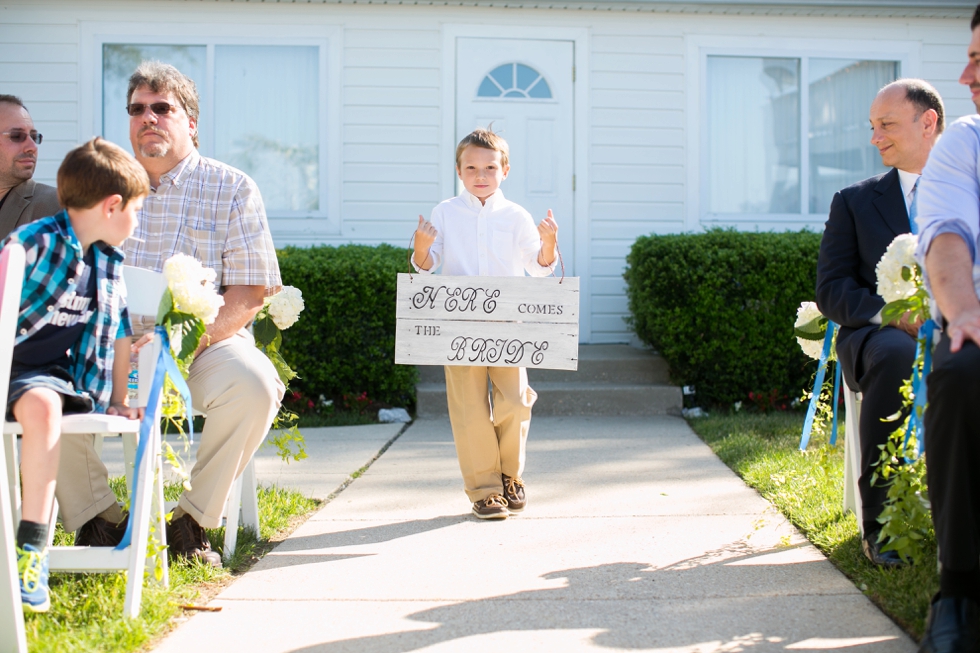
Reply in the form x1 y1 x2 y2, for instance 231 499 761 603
56 329 284 531
444 365 536 503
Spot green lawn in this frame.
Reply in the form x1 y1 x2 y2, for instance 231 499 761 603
686 411 937 640
24 483 320 653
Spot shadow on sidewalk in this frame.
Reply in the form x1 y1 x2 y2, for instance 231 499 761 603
281 546 902 653
274 515 468 552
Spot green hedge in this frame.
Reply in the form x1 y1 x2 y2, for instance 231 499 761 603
275 244 418 409
623 229 822 407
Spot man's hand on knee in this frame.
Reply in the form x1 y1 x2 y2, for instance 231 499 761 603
947 307 980 352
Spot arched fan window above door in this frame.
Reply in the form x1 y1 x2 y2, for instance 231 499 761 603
477 63 552 99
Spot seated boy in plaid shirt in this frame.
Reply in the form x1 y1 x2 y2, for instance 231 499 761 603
1 137 148 612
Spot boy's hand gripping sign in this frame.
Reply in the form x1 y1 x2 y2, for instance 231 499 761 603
395 274 579 370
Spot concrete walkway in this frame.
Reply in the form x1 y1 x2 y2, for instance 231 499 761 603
151 416 915 653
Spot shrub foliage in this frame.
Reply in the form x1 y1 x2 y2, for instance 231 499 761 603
276 244 418 408
624 229 821 406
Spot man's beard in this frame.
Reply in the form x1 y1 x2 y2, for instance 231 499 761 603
138 141 170 158
137 129 171 158
0 156 35 186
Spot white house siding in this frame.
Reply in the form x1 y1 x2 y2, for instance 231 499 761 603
0 1 972 344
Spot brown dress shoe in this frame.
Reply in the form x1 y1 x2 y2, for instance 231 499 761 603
502 474 527 513
166 513 222 567
75 516 128 547
472 493 509 520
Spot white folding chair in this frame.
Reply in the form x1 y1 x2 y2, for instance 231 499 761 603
0 243 29 653
843 386 864 537
0 253 168 652
123 266 260 562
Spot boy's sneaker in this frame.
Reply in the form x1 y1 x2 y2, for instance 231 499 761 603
17 544 50 613
472 493 509 520
502 475 527 513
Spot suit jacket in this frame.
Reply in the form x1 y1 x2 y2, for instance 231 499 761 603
816 168 910 390
0 178 61 240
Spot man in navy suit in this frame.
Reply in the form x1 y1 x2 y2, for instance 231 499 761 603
816 79 944 567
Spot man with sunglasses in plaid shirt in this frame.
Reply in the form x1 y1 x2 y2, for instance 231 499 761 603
55 61 285 567
0 95 60 239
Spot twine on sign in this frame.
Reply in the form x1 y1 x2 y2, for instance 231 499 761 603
553 239 566 284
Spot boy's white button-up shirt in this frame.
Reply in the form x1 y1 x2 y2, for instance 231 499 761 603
416 189 556 277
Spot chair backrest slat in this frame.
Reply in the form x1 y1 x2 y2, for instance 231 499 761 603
122 266 167 318
0 245 26 416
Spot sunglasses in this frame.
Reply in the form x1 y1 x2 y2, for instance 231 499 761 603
1 130 42 144
126 102 179 117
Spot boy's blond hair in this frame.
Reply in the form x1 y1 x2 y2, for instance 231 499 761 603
57 137 150 210
455 127 510 169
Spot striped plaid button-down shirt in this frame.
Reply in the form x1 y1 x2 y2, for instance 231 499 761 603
2 210 133 411
126 150 282 307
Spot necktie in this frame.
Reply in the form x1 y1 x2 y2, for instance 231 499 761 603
909 177 919 235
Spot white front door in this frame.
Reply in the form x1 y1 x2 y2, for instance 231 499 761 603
456 37 575 275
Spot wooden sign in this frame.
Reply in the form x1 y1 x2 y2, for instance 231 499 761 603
395 273 579 370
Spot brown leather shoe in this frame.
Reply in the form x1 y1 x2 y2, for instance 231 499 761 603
472 493 509 520
75 516 128 547
502 475 527 513
166 514 222 567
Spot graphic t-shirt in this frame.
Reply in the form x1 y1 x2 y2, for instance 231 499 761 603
13 247 97 367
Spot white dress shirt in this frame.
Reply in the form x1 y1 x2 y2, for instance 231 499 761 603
415 189 556 277
897 168 920 216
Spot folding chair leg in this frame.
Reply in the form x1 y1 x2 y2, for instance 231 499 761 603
223 473 244 563
121 432 136 497
46 497 59 548
4 435 19 526
122 423 160 619
241 459 260 536
149 447 168 588
843 389 865 537
0 437 27 653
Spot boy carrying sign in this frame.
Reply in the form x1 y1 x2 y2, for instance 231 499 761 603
1 137 148 611
412 127 559 519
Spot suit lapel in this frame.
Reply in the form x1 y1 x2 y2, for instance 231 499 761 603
871 168 910 238
0 180 31 239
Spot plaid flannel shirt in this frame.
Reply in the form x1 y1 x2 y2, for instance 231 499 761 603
2 210 133 411
126 149 281 293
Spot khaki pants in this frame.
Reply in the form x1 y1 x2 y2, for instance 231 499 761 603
56 329 284 531
444 365 536 503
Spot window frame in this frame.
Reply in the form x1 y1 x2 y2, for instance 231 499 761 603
685 35 919 232
80 22 343 237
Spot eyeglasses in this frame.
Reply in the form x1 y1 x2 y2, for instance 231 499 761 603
1 130 42 145
126 102 179 117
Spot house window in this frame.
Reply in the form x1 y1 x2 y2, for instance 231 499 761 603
705 55 898 221
477 63 552 99
102 42 322 215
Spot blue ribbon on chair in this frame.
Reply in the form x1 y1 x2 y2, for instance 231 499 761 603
116 325 195 550
829 355 842 447
800 321 839 451
903 318 937 461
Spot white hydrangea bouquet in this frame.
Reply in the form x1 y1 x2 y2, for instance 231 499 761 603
151 254 225 487
794 301 835 362
158 253 225 362
875 233 931 325
253 286 308 462
794 301 839 449
871 232 936 564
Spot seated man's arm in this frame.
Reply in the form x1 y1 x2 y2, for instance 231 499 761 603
926 233 980 352
197 285 266 354
816 190 884 327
